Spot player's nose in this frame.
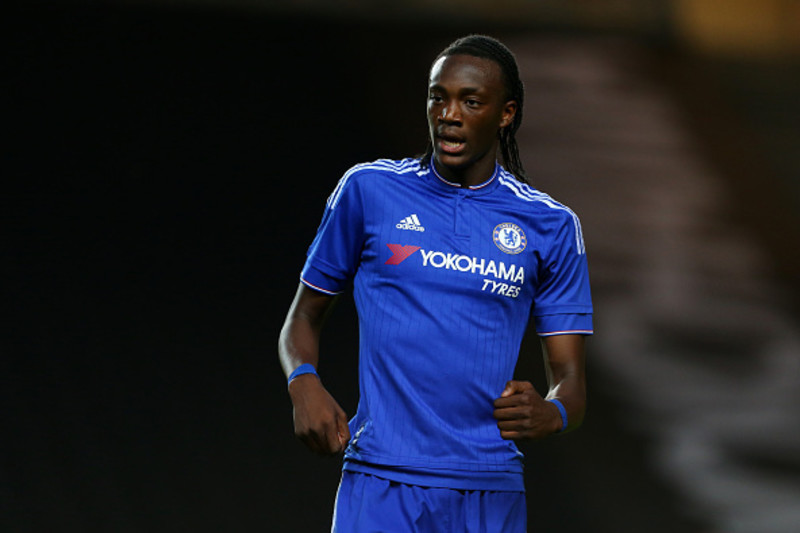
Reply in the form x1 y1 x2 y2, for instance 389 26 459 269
439 103 461 124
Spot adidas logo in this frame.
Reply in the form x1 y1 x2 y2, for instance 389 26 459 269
396 213 425 232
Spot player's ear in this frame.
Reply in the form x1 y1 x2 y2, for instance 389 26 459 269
500 100 517 129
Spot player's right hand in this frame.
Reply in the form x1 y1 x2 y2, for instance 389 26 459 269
288 375 350 455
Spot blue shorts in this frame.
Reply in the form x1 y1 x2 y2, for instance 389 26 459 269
332 471 526 533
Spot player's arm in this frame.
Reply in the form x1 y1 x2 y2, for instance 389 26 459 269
493 334 586 440
541 334 586 432
279 283 350 455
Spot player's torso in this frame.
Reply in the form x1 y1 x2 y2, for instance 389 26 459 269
343 163 538 477
355 167 541 312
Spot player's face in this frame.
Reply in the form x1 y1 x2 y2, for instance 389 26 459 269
427 54 516 184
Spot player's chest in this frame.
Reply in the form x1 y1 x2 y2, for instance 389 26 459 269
360 189 539 300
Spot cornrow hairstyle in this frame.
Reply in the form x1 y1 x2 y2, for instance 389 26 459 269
421 34 528 183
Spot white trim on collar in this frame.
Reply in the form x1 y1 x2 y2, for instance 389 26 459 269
430 160 499 190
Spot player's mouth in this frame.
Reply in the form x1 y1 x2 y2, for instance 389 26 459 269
437 136 466 155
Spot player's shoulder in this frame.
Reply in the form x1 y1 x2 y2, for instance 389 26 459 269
327 157 422 209
495 168 586 254
496 167 579 220
343 157 423 182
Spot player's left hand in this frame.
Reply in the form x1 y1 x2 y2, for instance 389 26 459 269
493 380 561 441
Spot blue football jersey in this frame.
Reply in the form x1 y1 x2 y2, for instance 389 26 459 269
301 158 593 491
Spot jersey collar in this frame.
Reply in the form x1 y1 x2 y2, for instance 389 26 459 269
426 157 502 195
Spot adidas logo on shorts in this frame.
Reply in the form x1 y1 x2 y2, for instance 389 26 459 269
396 213 425 232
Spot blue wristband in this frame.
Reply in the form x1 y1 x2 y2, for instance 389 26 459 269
288 363 318 384
547 399 568 432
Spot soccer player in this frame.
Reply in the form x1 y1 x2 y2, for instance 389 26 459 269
279 35 593 532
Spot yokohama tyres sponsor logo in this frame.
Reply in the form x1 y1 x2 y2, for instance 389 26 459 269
384 244 524 285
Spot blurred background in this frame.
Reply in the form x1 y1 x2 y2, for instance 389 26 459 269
4 1 799 531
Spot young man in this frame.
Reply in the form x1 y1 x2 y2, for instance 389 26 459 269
279 35 593 532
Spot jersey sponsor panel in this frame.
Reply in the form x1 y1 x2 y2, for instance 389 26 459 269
385 243 525 298
386 244 524 282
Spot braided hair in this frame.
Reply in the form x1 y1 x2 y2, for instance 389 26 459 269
421 35 528 183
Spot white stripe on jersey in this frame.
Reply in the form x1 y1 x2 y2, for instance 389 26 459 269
498 173 586 255
327 159 421 210
540 329 595 336
300 277 343 295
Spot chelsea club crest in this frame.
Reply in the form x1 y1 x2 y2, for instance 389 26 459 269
493 223 527 255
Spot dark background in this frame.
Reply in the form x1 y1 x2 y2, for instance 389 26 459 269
5 2 799 532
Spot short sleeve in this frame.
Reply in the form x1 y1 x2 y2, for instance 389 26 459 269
300 170 366 295
532 212 593 336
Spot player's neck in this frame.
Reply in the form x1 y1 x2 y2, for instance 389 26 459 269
433 157 496 188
